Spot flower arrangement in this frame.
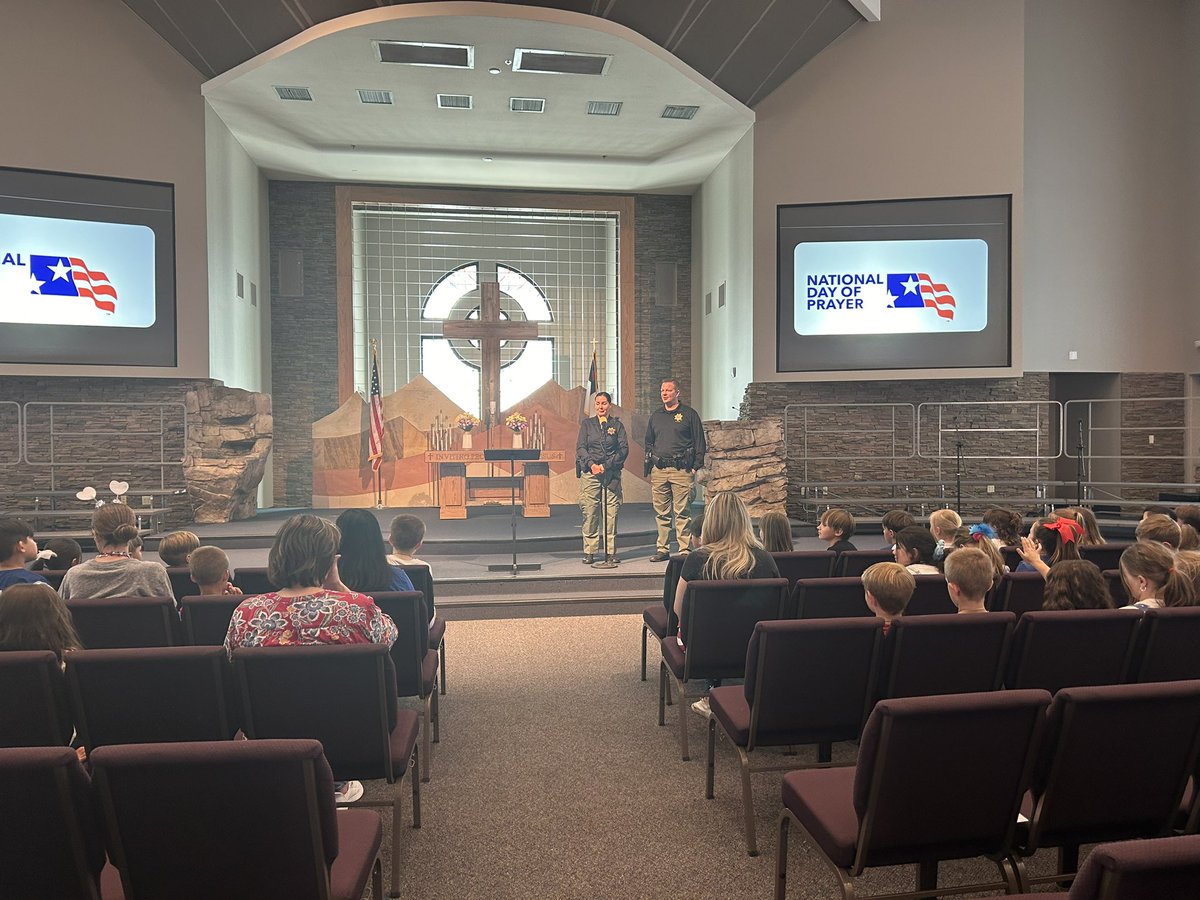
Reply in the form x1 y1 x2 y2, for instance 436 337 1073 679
505 412 529 433
455 413 480 432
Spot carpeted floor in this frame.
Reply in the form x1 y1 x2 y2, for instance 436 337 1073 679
363 613 1063 899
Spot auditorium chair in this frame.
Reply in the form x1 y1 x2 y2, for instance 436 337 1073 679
0 650 73 747
91 739 383 900
1011 681 1200 890
1005 609 1142 693
1130 607 1200 682
39 568 67 590
231 565 277 595
792 577 873 620
906 574 957 616
368 590 439 783
659 578 788 761
774 689 1051 900
878 612 1014 701
1103 569 1130 607
0 746 121 899
66 646 238 753
164 566 195 603
640 553 685 682
1081 542 1133 573
770 550 836 586
66 595 179 649
400 564 447 696
178 593 244 645
706 618 881 855
836 549 894 578
234 643 420 898
994 571 1049 617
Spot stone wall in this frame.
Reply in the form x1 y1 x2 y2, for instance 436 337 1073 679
1119 372 1187 498
267 182 692 506
698 418 787 516
185 383 273 522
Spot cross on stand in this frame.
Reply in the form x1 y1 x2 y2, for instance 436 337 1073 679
439 280 542 431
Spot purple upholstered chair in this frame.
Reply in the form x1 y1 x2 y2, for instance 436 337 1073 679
398 564 446 696
1103 569 1130 607
906 574 957 616
178 593 244 646
1081 542 1133 573
879 611 1014 700
770 550 836 586
774 689 1051 900
836 549 895 578
1130 607 1200 683
230 565 277 595
0 745 120 899
91 739 383 900
233 643 419 898
1005 609 1142 693
641 554 686 681
163 566 195 604
996 571 1050 617
1012 681 1200 891
706 618 881 855
65 596 179 649
0 649 73 747
792 577 873 620
659 578 788 761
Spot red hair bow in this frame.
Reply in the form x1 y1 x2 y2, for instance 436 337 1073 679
1044 517 1083 544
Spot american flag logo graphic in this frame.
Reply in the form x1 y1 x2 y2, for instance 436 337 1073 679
886 272 956 321
29 255 118 313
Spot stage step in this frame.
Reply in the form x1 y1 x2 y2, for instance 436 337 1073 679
436 570 662 607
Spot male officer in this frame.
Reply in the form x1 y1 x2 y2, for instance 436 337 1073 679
644 378 705 562
575 391 628 564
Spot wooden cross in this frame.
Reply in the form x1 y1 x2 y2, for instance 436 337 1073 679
440 281 541 427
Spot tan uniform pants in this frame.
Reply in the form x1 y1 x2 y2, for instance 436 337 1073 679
651 466 696 553
579 472 622 556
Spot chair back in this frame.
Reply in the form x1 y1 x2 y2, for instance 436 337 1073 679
165 566 195 603
997 571 1049 617
906 575 956 616
1067 835 1200 899
1001 546 1023 572
1026 681 1200 853
838 549 895 578
1103 569 1130 607
91 739 342 899
679 579 787 682
234 643 400 780
851 690 1051 872
1133 607 1200 682
744 619 881 751
0 746 107 899
660 554 687 634
66 646 237 752
179 593 244 646
771 551 835 586
1081 542 1132 572
39 569 67 590
398 565 435 621
881 612 1014 700
65 595 178 648
0 650 72 747
1005 609 1142 692
231 566 277 595
793 577 873 620
366 591 432 698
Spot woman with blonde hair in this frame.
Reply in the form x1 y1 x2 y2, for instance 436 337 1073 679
60 503 173 601
757 510 794 553
674 492 780 715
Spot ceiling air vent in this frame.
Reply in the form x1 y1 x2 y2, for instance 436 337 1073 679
437 93 473 110
512 48 611 76
375 40 473 69
357 89 393 105
274 86 313 101
662 104 699 120
509 97 546 113
586 100 622 116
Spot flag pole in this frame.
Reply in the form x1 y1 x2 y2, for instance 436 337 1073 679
369 338 385 509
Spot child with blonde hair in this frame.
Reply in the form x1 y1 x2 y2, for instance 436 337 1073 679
861 562 915 635
944 547 994 614
158 530 200 567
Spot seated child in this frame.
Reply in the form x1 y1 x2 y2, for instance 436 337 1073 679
861 562 915 635
817 508 857 554
387 514 432 572
1015 516 1082 576
929 508 962 561
129 534 144 560
757 510 794 553
982 507 1023 548
893 526 940 574
0 582 82 658
30 537 83 573
881 509 915 550
188 545 242 596
1141 504 1176 521
1136 513 1182 550
0 517 49 589
158 530 200 567
944 546 994 614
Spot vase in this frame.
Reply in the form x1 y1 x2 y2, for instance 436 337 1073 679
462 431 472 450
512 432 523 449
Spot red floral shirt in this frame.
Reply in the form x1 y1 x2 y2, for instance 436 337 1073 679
223 589 397 657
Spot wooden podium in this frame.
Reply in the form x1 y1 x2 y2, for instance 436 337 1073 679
425 450 567 519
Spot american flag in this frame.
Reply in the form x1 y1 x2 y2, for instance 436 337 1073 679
887 272 956 321
917 273 956 320
582 349 597 420
368 346 385 473
30 255 117 313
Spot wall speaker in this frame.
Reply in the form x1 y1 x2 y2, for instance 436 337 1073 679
655 262 676 308
278 249 304 297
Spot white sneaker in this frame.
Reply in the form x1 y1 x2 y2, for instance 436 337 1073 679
691 697 711 718
333 780 364 805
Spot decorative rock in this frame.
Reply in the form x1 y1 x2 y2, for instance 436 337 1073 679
184 383 273 523
698 417 788 517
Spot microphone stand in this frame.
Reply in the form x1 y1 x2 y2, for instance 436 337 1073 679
1076 419 1086 507
953 416 963 515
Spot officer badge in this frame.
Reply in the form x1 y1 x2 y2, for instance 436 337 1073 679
606 426 616 435
673 413 683 422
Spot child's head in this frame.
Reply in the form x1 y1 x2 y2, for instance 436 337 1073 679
928 508 962 542
388 514 426 554
955 527 1005 589
30 537 83 572
817 508 855 543
982 507 1023 546
881 509 915 545
189 545 231 592
1120 541 1196 607
0 582 82 658
1057 507 1104 546
1175 505 1200 532
1136 513 1182 550
861 562 915 619
1142 505 1177 521
0 517 37 564
158 530 200 567
943 547 994 605
1033 517 1083 565
1180 524 1200 552
128 534 143 560
757 510 793 553
1041 560 1113 611
893 527 937 568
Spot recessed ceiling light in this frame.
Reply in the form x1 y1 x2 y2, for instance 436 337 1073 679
375 40 473 69
489 67 502 75
513 48 611 76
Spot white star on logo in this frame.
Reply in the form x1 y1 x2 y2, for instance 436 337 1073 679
48 258 72 281
29 274 44 294
901 275 919 295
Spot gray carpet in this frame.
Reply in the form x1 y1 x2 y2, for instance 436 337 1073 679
363 613 1066 899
